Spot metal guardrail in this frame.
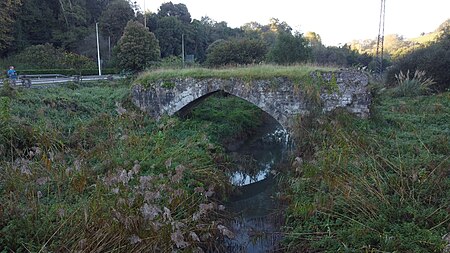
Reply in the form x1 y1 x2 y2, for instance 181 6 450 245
0 74 119 87
20 74 69 79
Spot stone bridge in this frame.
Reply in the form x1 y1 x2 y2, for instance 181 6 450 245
131 70 371 134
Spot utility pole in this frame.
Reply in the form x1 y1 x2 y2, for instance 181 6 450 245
182 34 185 68
108 36 111 60
96 22 102 76
375 0 386 77
143 0 146 28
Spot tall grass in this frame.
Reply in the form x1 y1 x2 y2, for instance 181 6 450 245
0 82 254 252
391 69 435 97
284 92 450 252
135 64 336 86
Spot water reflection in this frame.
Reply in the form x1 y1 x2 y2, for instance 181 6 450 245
228 126 287 187
225 117 287 252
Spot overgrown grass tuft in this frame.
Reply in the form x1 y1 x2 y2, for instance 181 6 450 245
390 69 435 97
284 91 450 252
135 64 336 86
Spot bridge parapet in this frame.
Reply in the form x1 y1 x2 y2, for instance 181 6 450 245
131 69 371 133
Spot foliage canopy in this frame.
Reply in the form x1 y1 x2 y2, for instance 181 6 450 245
114 21 160 71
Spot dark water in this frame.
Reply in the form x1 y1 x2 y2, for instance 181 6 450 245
224 116 288 252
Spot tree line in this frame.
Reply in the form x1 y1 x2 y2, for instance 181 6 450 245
1 0 448 91
0 1 376 68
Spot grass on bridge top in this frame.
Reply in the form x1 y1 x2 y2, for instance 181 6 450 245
136 64 337 85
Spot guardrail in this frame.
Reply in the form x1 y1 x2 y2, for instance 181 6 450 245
0 74 119 87
20 74 69 79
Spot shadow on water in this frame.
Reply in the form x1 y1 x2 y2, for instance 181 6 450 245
224 114 288 253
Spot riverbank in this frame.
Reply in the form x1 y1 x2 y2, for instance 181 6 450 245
0 81 257 252
284 91 450 252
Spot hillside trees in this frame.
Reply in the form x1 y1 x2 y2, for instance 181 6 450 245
12 0 58 51
0 0 22 55
154 16 184 58
387 31 450 91
268 32 310 64
114 21 160 71
205 39 267 66
99 0 135 45
2 0 133 57
11 43 95 69
158 2 191 23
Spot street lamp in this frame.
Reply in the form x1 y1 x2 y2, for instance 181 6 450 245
96 22 102 76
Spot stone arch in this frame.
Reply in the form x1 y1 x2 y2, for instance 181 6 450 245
174 89 289 131
131 71 371 137
131 78 295 131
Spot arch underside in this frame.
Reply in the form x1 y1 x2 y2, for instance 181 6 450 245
166 88 291 131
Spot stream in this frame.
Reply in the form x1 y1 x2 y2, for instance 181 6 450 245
224 114 288 252
177 94 289 252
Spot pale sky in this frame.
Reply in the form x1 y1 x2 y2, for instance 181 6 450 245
136 0 449 46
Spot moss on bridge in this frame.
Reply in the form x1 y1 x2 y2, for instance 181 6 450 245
135 64 337 87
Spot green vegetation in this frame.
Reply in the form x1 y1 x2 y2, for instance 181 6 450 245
1 0 378 73
205 38 267 67
386 31 450 92
113 21 160 72
184 92 264 144
284 91 450 252
136 64 336 86
268 32 310 65
389 70 435 97
0 81 264 252
3 44 95 70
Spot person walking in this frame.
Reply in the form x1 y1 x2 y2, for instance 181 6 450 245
7 66 17 85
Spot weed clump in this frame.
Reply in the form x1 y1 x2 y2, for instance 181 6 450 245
284 92 450 252
391 70 435 97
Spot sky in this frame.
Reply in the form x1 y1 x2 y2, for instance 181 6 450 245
136 0 449 46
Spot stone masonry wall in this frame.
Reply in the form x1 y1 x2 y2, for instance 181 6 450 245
131 70 371 132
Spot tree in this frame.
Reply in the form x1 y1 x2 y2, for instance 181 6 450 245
305 31 322 48
158 2 191 23
12 0 58 52
154 16 183 58
188 19 209 62
387 32 450 91
268 32 310 64
205 38 267 66
0 0 22 56
114 21 160 71
99 0 135 45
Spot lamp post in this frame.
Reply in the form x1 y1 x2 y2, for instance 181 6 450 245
96 22 102 76
182 34 185 68
143 0 146 28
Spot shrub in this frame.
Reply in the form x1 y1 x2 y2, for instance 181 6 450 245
391 69 435 97
11 44 95 69
113 21 160 72
205 38 267 67
268 32 310 65
387 32 450 92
